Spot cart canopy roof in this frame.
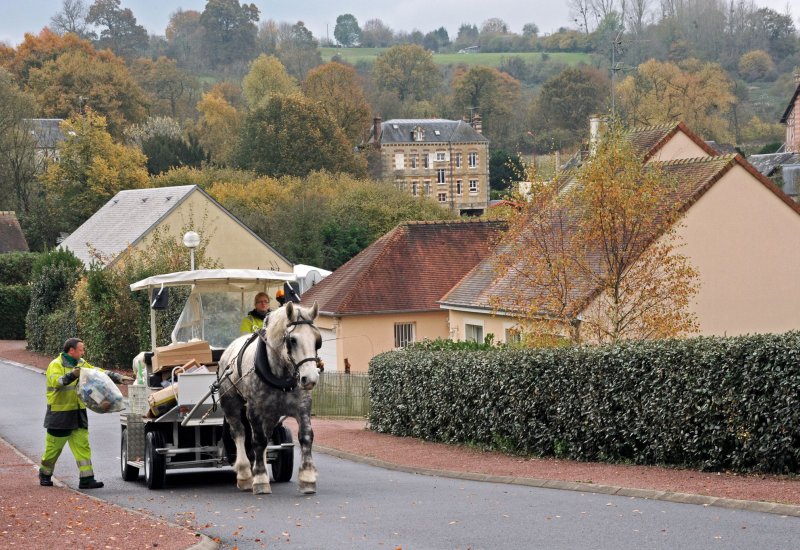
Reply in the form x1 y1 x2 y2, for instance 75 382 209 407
130 269 296 293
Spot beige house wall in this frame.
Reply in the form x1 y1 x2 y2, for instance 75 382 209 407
674 165 800 336
648 132 710 162
446 309 521 344
131 191 291 272
319 311 450 373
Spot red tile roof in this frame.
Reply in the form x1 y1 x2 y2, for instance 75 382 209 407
627 122 719 160
301 220 506 315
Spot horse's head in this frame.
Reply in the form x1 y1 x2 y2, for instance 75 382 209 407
267 301 321 391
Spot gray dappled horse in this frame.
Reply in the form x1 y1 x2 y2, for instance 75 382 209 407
218 302 321 494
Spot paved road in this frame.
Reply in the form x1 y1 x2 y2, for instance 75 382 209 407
2 360 798 550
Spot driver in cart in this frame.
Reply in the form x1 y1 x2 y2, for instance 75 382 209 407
240 292 270 334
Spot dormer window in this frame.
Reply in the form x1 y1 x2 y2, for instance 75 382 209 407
412 126 425 142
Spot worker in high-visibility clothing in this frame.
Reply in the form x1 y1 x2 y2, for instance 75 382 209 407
240 292 270 333
39 337 131 489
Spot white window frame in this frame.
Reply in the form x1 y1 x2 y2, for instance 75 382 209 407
424 180 431 195
436 151 446 161
394 322 416 348
411 181 418 196
436 168 446 184
469 179 478 194
455 152 462 168
465 323 484 344
410 154 418 169
456 180 463 195
394 153 404 170
468 152 478 168
437 192 447 203
422 153 430 169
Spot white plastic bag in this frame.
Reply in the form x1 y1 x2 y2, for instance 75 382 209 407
77 368 124 413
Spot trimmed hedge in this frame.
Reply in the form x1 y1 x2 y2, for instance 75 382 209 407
369 333 800 474
0 252 39 285
0 285 31 339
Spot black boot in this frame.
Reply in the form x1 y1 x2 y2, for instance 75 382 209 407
39 471 53 486
78 477 104 489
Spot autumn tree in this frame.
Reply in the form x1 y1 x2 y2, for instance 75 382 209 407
494 126 699 345
234 93 365 178
276 21 322 80
194 84 243 165
334 14 361 47
131 56 199 118
451 66 522 148
360 19 393 48
302 61 370 145
165 9 204 70
38 110 148 242
3 29 96 82
373 44 440 102
616 58 735 143
738 50 775 82
26 48 148 137
86 0 148 59
242 54 297 109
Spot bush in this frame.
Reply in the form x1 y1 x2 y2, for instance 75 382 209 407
0 252 40 285
0 285 31 339
369 332 800 474
26 250 83 353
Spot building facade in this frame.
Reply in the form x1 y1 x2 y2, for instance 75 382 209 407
367 118 490 216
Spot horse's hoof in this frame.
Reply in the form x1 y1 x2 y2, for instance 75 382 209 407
253 482 272 495
237 477 253 491
298 481 316 494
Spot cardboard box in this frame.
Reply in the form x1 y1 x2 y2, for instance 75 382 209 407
152 340 212 373
147 384 179 417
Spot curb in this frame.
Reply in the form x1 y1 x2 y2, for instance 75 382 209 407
314 445 800 518
0 427 219 550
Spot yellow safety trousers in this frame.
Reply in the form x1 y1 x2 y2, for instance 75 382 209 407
39 428 94 478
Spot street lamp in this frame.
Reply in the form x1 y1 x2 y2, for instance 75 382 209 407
183 231 200 271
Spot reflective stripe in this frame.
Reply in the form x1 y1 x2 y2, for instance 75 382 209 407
46 386 76 392
76 459 92 467
78 470 94 478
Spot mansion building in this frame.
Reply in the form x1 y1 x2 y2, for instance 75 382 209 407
367 117 490 216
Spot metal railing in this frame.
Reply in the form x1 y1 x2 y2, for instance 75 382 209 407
311 372 370 418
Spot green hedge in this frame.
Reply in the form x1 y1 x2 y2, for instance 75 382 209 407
26 254 83 353
0 252 39 285
0 285 31 339
369 333 800 474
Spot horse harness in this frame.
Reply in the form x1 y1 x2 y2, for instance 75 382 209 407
233 315 320 392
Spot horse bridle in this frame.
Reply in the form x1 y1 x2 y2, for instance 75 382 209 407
282 317 321 372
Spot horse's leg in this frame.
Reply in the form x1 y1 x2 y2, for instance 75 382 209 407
247 407 277 495
296 397 317 494
221 396 252 491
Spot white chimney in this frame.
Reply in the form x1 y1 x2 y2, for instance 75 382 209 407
589 115 602 156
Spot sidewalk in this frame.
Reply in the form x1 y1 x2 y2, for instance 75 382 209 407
1 341 798 550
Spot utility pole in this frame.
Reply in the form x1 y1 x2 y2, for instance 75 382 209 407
610 30 624 119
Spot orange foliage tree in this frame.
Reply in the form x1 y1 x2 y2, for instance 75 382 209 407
493 126 700 345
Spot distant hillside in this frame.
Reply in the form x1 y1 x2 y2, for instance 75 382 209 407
320 47 593 68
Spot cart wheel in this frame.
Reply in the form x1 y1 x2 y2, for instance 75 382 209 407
145 431 166 489
120 428 139 481
271 425 293 483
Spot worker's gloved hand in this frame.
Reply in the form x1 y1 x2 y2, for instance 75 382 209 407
119 375 135 384
71 367 81 378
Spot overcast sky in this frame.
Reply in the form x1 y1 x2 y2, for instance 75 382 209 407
0 0 795 47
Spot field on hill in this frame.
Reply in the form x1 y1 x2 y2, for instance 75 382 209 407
320 47 592 68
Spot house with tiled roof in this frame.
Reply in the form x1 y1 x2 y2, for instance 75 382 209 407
59 185 291 271
366 117 490 216
443 131 800 341
300 220 505 372
0 212 29 253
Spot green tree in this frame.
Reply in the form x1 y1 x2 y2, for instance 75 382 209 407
334 14 361 47
360 18 393 48
737 50 775 82
40 110 148 240
529 66 610 150
234 93 365 178
302 61 370 145
373 44 440 101
165 9 204 69
489 150 523 193
200 0 260 68
242 54 297 109
86 0 148 59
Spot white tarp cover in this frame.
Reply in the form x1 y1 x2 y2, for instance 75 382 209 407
130 269 296 293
